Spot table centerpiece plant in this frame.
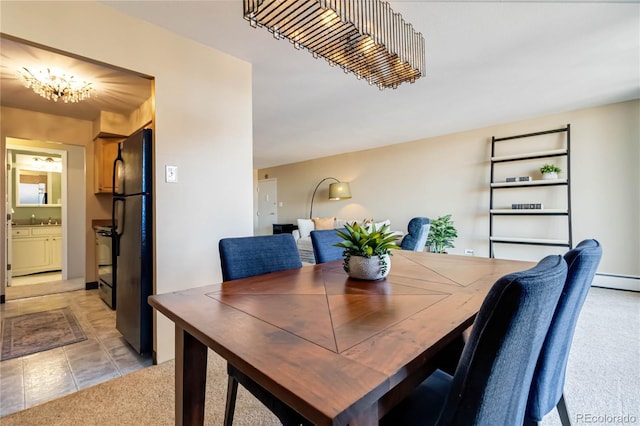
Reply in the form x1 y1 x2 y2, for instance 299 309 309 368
335 221 399 280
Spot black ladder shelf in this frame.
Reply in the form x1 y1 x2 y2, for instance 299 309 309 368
489 125 572 258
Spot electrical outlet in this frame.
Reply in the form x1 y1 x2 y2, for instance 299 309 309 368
464 249 474 256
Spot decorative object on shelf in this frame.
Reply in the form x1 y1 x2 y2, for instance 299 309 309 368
426 214 458 254
335 221 398 280
512 203 544 210
243 0 426 90
540 163 561 180
18 67 93 103
309 177 352 219
506 176 532 182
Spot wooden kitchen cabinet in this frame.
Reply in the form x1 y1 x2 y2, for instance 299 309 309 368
11 225 62 276
94 137 123 194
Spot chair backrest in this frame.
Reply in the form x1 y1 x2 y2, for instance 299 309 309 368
219 234 302 281
310 228 345 264
400 217 430 251
436 255 568 426
525 239 602 422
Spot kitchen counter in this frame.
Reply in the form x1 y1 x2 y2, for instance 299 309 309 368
92 219 113 229
13 223 61 227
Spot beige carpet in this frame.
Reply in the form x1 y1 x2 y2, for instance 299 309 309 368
1 349 280 426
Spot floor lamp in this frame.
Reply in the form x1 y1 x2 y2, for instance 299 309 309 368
309 177 352 219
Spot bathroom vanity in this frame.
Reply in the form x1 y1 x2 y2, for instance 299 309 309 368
11 225 62 276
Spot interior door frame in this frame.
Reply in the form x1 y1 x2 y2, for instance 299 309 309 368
5 141 68 287
257 178 278 236
5 149 13 287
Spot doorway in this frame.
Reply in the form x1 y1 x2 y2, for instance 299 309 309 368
0 35 152 304
257 178 278 235
5 138 84 300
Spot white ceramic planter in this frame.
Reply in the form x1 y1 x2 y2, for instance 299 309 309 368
542 172 558 180
346 254 390 280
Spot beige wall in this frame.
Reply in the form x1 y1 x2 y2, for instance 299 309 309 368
260 100 640 289
1 1 253 362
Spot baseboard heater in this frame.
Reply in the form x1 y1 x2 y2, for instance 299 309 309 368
593 273 639 292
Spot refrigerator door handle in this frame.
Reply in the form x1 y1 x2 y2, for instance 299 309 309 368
112 197 125 242
113 143 124 196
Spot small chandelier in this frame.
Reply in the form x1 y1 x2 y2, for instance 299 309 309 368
18 67 93 103
243 0 426 90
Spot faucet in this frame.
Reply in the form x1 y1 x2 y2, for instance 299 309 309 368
48 217 52 225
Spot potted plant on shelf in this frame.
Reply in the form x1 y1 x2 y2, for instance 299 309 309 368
335 221 399 280
540 163 561 180
426 214 458 254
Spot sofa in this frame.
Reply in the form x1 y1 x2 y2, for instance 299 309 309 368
292 217 396 264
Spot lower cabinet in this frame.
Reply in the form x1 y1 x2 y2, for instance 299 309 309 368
50 235 62 269
12 226 62 276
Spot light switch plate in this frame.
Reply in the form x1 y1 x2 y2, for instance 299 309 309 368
165 165 178 183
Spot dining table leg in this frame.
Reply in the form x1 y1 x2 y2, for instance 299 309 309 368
349 404 378 426
175 325 208 426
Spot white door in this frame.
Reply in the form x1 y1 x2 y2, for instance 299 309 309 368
257 179 278 235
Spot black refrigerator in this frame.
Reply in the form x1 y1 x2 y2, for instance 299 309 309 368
113 128 153 355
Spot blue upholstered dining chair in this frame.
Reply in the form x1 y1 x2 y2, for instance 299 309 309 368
219 233 302 281
310 228 345 264
218 234 310 426
399 217 430 251
525 239 602 426
380 254 568 426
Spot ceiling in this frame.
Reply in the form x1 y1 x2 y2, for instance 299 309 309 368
0 37 152 123
1 1 638 169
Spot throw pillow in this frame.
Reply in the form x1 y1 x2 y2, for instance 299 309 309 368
297 219 315 238
363 219 390 232
312 217 335 230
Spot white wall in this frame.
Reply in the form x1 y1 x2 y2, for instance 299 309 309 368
1 1 253 362
260 100 640 290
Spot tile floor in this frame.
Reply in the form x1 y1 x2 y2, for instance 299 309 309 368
0 288 153 417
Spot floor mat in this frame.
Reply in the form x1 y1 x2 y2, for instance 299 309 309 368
1 307 87 361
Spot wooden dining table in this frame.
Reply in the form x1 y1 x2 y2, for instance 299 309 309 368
148 250 533 426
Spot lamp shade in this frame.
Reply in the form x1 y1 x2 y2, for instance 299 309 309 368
309 177 352 218
328 182 351 200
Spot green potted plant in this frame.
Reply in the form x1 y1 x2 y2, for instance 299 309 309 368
426 214 458 254
540 163 561 180
335 221 399 280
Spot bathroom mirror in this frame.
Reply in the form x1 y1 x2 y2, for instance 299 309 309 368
15 168 62 206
